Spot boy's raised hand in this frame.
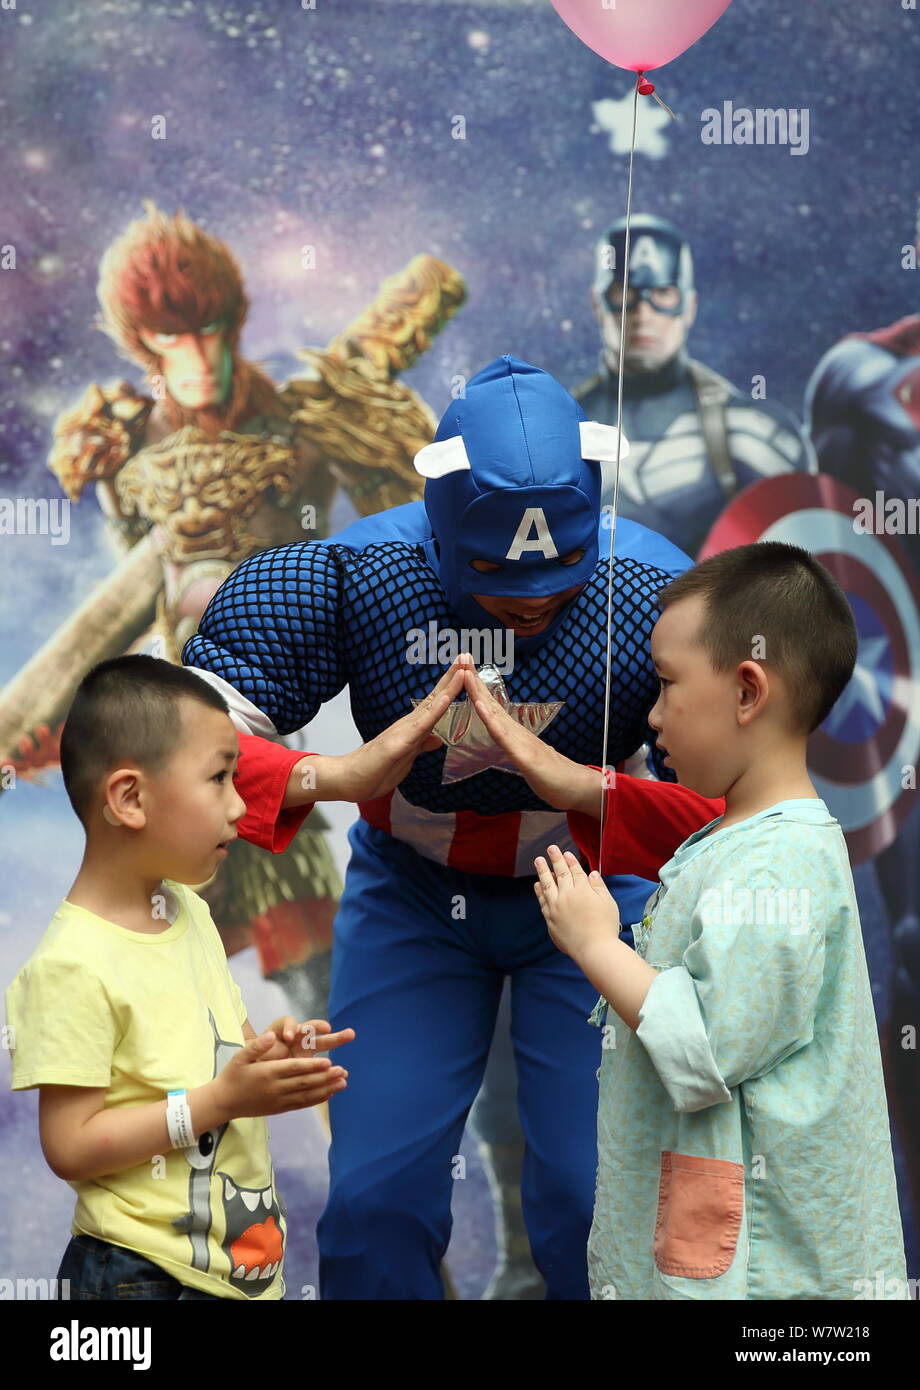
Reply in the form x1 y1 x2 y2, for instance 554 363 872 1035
214 1030 351 1120
261 1017 355 1062
463 664 602 812
534 845 621 960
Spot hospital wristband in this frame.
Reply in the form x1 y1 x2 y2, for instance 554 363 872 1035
166 1089 196 1150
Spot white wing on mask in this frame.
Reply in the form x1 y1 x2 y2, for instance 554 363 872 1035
413 421 629 478
413 434 472 479
579 420 630 463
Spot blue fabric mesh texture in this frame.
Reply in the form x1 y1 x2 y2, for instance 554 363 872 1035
183 539 676 816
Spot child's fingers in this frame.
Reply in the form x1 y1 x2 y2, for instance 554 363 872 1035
289 1079 347 1111
533 855 558 900
275 1064 339 1097
268 1055 333 1082
298 1067 348 1094
292 1022 324 1050
295 1066 348 1094
545 844 575 889
533 881 551 918
298 1026 355 1053
282 1071 349 1110
562 850 588 880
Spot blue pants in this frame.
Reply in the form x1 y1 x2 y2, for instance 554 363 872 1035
55 1235 222 1300
317 819 625 1300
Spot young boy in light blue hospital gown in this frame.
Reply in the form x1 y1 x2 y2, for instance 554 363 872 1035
465 541 909 1300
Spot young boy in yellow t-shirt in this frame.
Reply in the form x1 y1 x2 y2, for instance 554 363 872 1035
4 655 355 1300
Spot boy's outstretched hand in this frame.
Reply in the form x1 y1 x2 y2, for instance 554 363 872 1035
534 845 621 961
463 665 603 815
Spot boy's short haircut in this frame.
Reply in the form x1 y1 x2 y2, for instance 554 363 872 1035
656 541 858 734
60 654 231 826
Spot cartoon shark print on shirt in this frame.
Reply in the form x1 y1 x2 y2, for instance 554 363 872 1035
171 1010 285 1295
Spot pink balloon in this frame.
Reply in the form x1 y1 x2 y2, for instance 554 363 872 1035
550 0 733 73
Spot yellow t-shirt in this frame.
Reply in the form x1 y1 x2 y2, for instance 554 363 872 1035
4 880 286 1300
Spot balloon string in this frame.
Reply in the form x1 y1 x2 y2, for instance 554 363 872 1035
649 90 677 120
638 68 678 120
597 70 640 879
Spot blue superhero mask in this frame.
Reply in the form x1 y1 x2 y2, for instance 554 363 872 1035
415 355 627 645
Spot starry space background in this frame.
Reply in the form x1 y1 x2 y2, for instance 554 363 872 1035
1 0 919 1295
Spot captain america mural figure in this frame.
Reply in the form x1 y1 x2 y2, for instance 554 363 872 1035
181 355 690 1299
574 214 817 558
804 309 920 1234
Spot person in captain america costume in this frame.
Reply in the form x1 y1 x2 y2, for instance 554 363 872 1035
573 214 816 558
181 354 691 1299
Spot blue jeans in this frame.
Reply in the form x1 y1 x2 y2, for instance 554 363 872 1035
56 1234 222 1300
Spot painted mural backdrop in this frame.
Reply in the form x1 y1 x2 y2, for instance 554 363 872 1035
1 0 918 1296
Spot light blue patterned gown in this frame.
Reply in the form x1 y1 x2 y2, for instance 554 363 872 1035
587 799 909 1300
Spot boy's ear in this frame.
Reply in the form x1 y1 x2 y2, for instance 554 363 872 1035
102 767 147 829
736 660 769 722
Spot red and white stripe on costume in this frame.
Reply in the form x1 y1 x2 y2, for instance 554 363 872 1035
189 660 724 879
233 730 582 876
232 732 724 881
356 786 580 878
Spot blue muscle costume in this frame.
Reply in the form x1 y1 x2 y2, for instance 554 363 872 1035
183 356 690 1298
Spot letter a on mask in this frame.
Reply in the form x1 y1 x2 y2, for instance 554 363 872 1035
505 507 559 560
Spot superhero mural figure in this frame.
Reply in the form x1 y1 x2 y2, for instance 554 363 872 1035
573 213 817 559
805 300 920 1232
0 201 465 1023
182 355 691 1299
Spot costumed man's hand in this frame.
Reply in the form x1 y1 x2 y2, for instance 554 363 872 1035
334 655 472 801
463 664 603 814
534 845 621 959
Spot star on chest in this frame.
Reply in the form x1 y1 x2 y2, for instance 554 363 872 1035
411 665 564 784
